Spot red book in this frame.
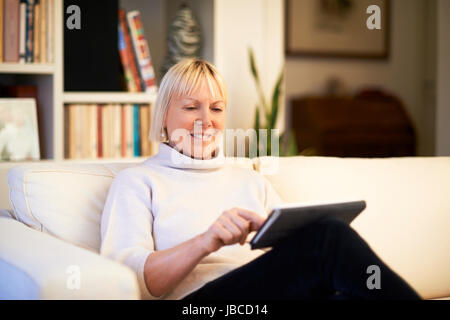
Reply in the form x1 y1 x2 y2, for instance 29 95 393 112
127 10 157 93
3 0 20 62
119 8 142 92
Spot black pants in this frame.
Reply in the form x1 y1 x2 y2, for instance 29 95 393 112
182 217 421 300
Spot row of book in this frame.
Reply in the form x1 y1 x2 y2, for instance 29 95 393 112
1 0 54 63
119 8 157 93
64 104 153 159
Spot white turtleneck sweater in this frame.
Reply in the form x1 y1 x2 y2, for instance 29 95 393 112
100 142 283 300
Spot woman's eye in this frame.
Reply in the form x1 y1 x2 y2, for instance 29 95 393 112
185 107 197 110
212 107 223 112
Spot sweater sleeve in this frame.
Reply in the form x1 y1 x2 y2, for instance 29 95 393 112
261 174 283 215
100 169 163 300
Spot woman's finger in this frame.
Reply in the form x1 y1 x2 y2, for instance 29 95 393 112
227 213 251 244
213 223 235 245
219 216 242 242
234 208 265 231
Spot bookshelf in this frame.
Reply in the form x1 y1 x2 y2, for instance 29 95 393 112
0 63 55 74
63 92 157 104
0 0 164 166
0 0 284 165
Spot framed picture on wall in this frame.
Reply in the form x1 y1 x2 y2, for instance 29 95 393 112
285 0 390 59
0 99 41 161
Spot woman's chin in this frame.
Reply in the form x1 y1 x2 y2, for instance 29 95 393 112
187 142 216 159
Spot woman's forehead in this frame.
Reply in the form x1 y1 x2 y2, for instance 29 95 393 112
175 76 225 101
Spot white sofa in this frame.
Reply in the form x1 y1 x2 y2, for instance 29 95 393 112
0 155 449 300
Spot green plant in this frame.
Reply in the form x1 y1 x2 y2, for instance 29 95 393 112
248 47 300 157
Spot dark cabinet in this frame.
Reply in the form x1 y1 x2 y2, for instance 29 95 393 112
290 91 416 157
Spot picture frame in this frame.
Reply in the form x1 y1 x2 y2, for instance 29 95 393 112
285 0 390 59
0 98 41 161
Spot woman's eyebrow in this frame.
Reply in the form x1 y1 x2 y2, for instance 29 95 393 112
182 98 224 104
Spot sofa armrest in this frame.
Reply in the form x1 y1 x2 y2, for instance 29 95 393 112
0 218 140 299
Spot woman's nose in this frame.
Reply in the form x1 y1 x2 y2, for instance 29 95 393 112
194 119 211 130
197 109 213 127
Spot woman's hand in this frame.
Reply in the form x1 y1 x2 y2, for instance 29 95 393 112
199 207 265 254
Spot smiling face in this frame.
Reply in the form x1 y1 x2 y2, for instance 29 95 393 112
163 78 226 160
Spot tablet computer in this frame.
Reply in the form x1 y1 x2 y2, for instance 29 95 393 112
249 200 366 249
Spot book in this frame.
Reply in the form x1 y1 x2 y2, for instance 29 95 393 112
249 200 367 249
114 104 123 158
25 0 34 63
97 105 103 158
3 0 20 62
33 0 40 63
0 0 3 62
127 10 157 93
64 104 70 158
118 19 136 92
46 0 52 63
65 104 77 159
139 104 151 156
19 0 26 63
72 104 83 158
123 104 134 157
39 0 46 63
101 105 110 158
133 104 141 156
118 8 142 92
119 8 142 92
89 104 98 158
65 109 109 159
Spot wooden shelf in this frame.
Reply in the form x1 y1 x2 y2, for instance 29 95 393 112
63 92 157 104
0 63 55 74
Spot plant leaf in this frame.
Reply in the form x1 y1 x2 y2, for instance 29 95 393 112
248 47 268 116
288 132 299 156
254 106 260 134
249 47 259 83
269 70 284 130
254 106 260 157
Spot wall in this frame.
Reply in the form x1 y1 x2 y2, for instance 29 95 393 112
435 0 450 156
284 0 431 156
214 0 285 145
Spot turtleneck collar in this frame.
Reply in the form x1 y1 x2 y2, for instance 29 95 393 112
151 140 228 170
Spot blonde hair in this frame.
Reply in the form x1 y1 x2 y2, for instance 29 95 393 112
149 59 228 143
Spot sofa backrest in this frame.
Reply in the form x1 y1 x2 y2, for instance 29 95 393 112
7 158 254 253
255 155 450 300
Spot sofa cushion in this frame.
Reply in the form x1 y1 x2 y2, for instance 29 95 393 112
7 157 254 253
7 162 138 252
253 155 450 300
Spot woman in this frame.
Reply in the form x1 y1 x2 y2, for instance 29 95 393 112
100 59 421 300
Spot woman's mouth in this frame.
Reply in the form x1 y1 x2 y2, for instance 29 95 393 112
190 133 213 141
